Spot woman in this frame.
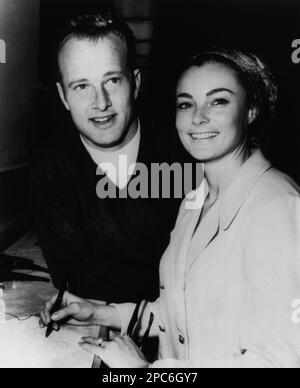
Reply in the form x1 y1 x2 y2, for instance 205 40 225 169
41 48 300 368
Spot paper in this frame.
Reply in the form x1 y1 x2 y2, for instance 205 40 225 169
0 317 95 368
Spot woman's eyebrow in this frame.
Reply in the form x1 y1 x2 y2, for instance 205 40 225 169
177 88 236 99
207 88 236 96
176 93 193 99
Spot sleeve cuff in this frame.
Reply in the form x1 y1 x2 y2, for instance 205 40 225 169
110 302 137 335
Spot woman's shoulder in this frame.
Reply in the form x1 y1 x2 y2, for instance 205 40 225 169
242 167 300 228
254 167 300 203
264 166 299 193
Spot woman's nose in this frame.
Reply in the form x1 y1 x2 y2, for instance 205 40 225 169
192 107 209 126
92 86 111 111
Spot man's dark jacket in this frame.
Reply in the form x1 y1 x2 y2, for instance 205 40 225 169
30 119 182 303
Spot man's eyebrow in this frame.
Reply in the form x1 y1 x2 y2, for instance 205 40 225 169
206 88 236 96
67 71 125 88
68 79 89 88
104 71 125 77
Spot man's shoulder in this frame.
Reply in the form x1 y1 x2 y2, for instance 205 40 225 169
30 130 91 188
31 142 69 179
33 129 85 167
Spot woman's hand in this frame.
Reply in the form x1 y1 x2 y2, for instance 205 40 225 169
79 335 150 368
39 291 97 329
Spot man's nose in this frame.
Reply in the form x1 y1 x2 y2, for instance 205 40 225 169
92 86 111 111
192 106 209 126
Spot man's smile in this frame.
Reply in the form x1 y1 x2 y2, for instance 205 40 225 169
89 114 117 127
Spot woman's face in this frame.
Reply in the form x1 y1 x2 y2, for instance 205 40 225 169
176 62 253 162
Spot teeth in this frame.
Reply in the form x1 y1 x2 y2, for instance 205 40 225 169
191 132 219 140
92 116 113 123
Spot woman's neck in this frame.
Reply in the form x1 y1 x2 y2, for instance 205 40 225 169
204 146 251 203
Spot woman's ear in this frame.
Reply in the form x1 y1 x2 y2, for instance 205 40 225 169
57 82 70 111
133 69 142 100
248 106 259 125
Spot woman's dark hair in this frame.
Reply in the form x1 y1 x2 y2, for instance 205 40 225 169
180 48 278 148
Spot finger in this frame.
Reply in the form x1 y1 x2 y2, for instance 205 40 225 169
51 302 81 321
81 337 105 347
79 342 106 358
123 335 136 344
109 331 120 341
54 323 60 332
113 336 123 343
39 313 46 328
44 294 58 322
39 311 46 327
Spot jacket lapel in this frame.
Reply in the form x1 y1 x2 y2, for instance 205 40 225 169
220 150 271 231
185 150 272 272
186 202 220 272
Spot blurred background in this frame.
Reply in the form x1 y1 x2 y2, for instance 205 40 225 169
0 0 300 250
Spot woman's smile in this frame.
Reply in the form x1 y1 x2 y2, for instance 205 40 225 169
189 131 220 141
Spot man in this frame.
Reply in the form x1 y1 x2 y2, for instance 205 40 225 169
31 14 181 303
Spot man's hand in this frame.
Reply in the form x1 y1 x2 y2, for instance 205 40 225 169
40 291 96 329
79 335 150 368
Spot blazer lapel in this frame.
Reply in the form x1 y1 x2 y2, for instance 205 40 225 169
220 150 271 231
185 150 272 272
186 202 220 272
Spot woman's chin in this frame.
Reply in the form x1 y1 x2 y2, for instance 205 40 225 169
186 148 215 163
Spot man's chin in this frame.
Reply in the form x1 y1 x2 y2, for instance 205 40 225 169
82 133 124 150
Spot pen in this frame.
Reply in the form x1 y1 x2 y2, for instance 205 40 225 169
45 288 65 338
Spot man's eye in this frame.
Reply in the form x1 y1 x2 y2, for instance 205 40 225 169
74 84 88 91
107 78 121 86
211 98 229 106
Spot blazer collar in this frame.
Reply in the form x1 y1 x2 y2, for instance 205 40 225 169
219 149 271 231
186 150 271 271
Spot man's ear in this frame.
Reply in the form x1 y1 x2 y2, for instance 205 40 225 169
57 82 70 111
133 69 142 100
248 106 259 125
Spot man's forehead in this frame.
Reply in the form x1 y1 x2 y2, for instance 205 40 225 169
58 34 128 74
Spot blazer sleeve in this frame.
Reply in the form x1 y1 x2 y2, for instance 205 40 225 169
236 194 300 368
150 194 300 369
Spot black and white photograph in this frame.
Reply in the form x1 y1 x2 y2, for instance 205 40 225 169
0 0 300 371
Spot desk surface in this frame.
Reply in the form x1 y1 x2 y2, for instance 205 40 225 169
1 232 100 369
2 231 56 320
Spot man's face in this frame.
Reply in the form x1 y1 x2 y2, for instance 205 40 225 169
57 35 141 148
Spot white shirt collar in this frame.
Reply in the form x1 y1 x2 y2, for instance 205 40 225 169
81 120 141 189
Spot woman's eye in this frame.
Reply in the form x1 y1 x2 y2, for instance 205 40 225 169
177 102 193 110
211 98 229 107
